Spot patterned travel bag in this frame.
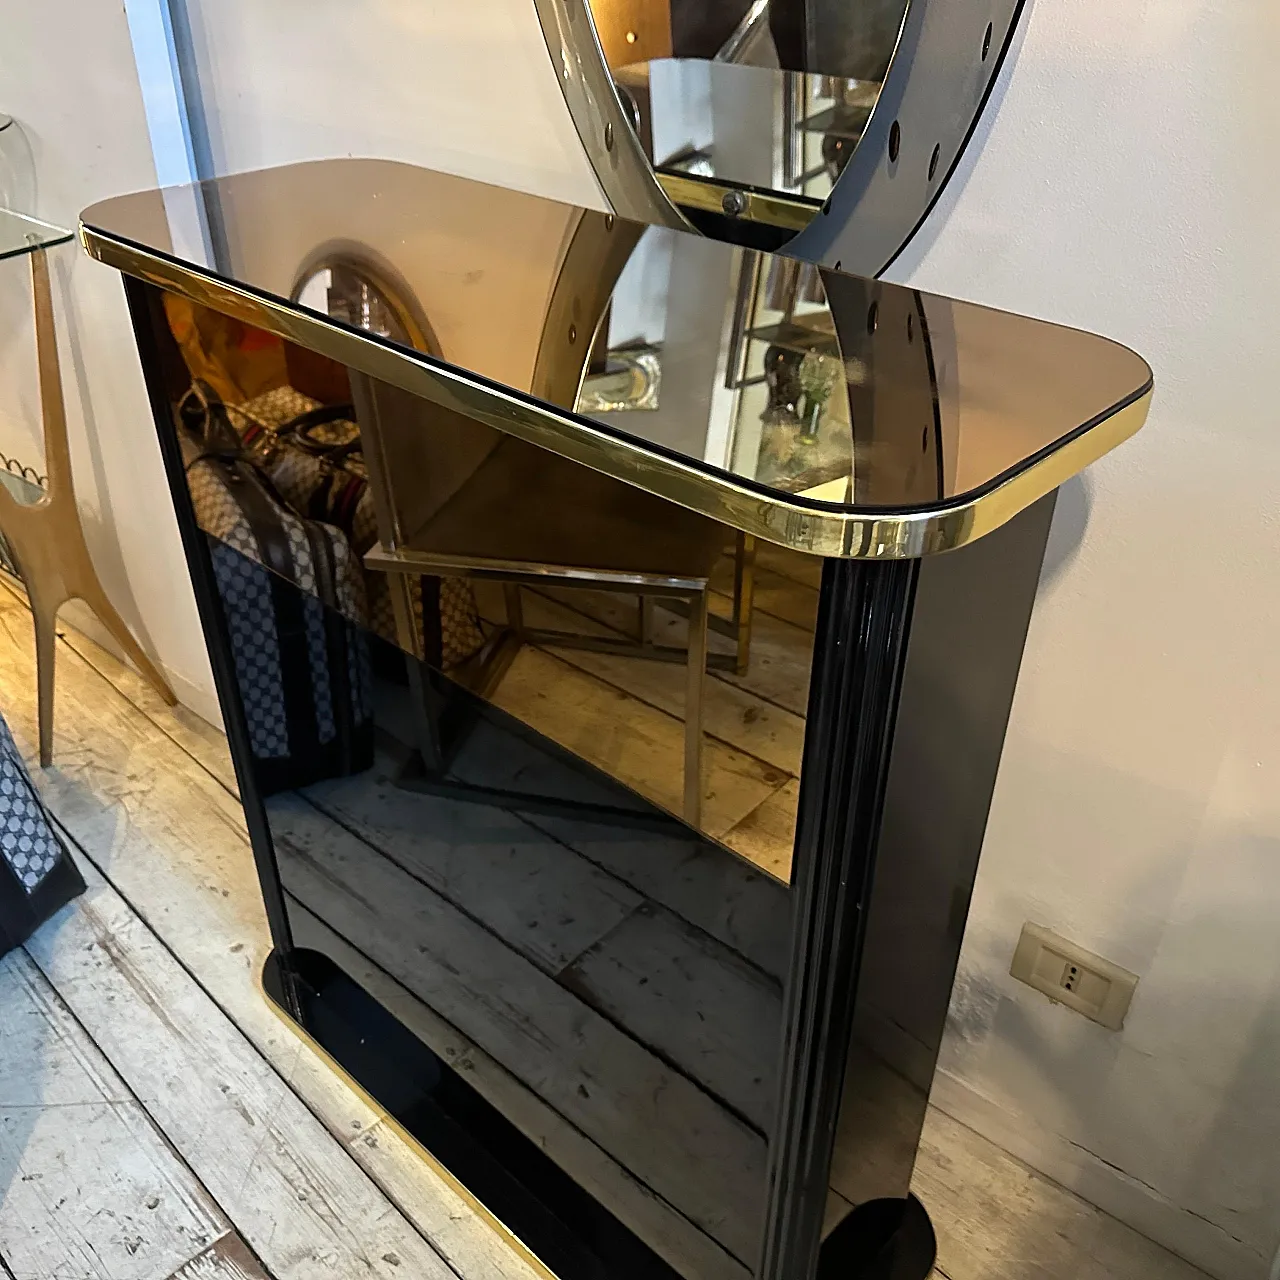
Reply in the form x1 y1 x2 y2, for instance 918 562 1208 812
0 711 85 958
226 386 487 672
178 383 375 795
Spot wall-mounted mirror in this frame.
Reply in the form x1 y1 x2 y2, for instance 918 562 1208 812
535 0 1027 276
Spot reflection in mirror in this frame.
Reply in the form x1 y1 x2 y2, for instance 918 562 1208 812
105 145 1145 1266
618 61 879 216
562 0 907 230
538 0 1026 274
292 254 435 352
143 276 943 1271
89 156 1146 898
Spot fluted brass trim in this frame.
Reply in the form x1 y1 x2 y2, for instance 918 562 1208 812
83 221 1151 560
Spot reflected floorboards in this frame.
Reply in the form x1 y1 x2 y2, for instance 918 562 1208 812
475 543 819 880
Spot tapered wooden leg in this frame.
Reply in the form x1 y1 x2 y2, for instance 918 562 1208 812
732 533 757 676
683 588 709 829
30 594 58 768
80 582 177 706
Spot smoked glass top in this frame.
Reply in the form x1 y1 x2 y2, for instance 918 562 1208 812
80 159 1150 553
0 209 72 261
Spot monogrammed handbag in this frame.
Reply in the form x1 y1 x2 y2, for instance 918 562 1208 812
0 711 84 957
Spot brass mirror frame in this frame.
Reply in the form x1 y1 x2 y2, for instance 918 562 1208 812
534 0 1027 277
532 0 693 232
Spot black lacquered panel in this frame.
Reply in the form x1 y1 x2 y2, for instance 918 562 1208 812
254 592 787 1280
132 284 809 1280
82 158 1150 518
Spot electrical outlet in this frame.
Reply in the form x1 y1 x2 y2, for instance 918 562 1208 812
1010 923 1138 1030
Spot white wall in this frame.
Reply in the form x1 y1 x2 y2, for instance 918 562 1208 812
182 0 604 209
887 1 1280 1275
0 0 215 717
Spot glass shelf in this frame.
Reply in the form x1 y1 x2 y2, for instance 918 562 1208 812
0 208 73 263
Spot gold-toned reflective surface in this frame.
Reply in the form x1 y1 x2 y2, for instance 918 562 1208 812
618 59 878 217
81 158 1151 557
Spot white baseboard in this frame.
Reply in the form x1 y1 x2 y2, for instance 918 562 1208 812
0 577 225 731
54 598 224 730
929 1069 1268 1280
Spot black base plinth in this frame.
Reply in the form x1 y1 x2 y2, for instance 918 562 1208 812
263 947 684 1280
819 1196 936 1280
263 948 940 1280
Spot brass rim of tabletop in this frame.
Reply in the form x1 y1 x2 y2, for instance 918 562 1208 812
81 223 1152 560
655 170 821 232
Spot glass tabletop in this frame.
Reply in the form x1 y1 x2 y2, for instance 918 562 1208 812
0 208 73 262
79 159 1151 538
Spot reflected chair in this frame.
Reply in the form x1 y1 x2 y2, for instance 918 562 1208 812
363 424 724 828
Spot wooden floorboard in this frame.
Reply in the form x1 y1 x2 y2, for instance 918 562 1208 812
302 763 645 976
558 903 780 1131
286 899 750 1280
166 1235 269 1280
0 947 250 1280
508 589 806 778
24 850 461 1280
490 645 790 842
0 579 1216 1280
546 586 814 724
10 578 748 1280
916 1109 1214 1280
524 812 791 980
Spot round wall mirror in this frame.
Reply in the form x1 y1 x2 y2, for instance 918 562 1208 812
534 0 1026 276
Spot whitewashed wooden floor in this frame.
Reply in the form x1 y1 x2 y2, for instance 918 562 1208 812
0 578 1211 1280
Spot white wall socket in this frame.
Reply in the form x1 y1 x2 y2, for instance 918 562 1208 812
1009 923 1138 1030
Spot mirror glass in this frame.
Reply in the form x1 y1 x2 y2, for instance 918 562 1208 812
586 0 908 220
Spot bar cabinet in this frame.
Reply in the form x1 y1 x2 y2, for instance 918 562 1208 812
80 159 1151 1280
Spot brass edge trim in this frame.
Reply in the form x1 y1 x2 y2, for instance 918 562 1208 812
530 0 691 231
253 964 562 1280
656 170 819 233
82 222 1151 560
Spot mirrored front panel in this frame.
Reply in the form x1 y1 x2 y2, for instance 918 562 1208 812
134 282 834 1278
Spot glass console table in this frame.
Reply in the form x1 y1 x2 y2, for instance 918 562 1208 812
0 209 175 765
80 159 1151 1280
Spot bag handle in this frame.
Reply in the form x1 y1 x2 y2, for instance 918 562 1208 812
177 381 243 460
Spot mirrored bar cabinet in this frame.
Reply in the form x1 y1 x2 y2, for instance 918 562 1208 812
80 160 1151 1280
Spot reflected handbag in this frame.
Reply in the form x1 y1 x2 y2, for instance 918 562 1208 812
0 711 85 957
230 386 487 672
178 383 375 794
